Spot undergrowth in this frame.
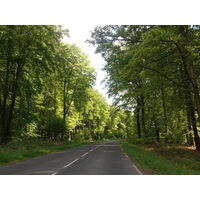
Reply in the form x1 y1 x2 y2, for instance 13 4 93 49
120 140 200 175
0 140 94 166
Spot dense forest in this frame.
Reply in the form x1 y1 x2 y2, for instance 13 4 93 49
88 25 200 150
0 25 133 144
1 25 200 152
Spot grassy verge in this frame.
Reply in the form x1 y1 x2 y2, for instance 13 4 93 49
0 140 95 166
120 140 200 175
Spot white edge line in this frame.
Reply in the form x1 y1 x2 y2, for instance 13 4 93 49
132 163 143 175
124 153 128 158
120 146 143 175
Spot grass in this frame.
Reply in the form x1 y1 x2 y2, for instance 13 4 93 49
0 140 95 166
120 140 200 175
2 139 199 174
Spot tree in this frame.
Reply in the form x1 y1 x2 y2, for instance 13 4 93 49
88 25 200 150
81 89 110 140
0 25 67 143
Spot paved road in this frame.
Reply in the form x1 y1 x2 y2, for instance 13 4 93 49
0 140 143 175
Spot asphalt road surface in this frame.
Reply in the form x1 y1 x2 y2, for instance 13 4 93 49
0 140 144 175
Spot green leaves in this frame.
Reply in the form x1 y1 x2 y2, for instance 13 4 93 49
89 25 200 148
0 25 97 142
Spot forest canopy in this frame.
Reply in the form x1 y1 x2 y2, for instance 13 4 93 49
0 25 132 144
88 25 200 150
1 25 200 151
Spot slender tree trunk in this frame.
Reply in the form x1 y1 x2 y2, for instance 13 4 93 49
63 78 66 121
152 104 160 142
68 130 71 141
186 107 194 146
189 103 200 150
155 126 160 142
161 88 168 134
88 120 92 140
140 94 147 135
53 89 57 117
62 78 67 140
63 70 75 121
135 99 141 139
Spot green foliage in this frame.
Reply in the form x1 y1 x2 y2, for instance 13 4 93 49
46 117 67 140
0 25 103 144
0 25 67 143
73 134 84 143
89 25 200 150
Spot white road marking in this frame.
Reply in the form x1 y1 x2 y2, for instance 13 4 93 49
124 153 128 158
120 146 143 175
81 152 89 157
52 158 80 175
63 158 79 169
132 163 143 175
52 145 103 175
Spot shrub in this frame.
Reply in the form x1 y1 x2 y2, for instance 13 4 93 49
46 117 66 140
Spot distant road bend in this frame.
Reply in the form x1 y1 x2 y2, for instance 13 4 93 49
0 140 144 175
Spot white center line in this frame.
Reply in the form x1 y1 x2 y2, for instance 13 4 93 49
52 158 80 175
52 145 103 175
81 152 89 157
63 158 79 169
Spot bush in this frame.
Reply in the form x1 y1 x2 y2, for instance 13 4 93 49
74 134 84 142
46 117 66 139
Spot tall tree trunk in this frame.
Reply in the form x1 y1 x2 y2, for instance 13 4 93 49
68 130 71 141
155 126 160 142
186 107 194 146
63 78 67 121
135 98 141 139
62 78 67 140
173 26 200 150
88 120 92 140
161 88 168 134
1 64 10 143
179 25 200 122
184 83 200 150
1 35 12 143
188 60 200 122
189 103 200 150
5 63 22 142
53 89 57 117
140 94 147 135
152 104 160 142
